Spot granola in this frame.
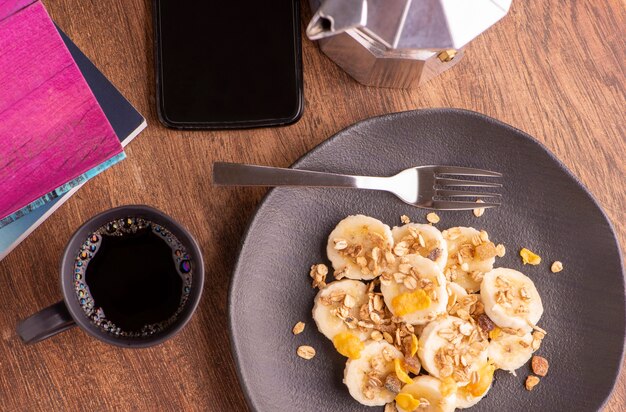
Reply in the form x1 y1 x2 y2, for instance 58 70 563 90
525 375 540 391
297 345 316 360
531 355 549 376
550 261 563 273
304 214 548 410
292 321 305 335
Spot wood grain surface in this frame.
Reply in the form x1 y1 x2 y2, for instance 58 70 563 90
0 0 623 410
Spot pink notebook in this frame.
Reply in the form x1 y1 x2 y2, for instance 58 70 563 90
0 0 124 218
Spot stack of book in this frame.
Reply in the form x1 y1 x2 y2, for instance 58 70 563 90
0 0 146 259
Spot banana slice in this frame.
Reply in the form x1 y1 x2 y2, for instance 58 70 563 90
480 268 543 332
445 282 468 313
455 362 496 408
391 223 448 270
443 227 497 292
380 255 448 325
343 341 404 406
418 316 488 384
327 215 394 280
395 376 456 412
312 280 370 341
487 328 534 371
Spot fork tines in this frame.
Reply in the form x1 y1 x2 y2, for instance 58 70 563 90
432 166 502 210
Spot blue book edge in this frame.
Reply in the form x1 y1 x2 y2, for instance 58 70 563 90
0 152 126 228
0 27 147 260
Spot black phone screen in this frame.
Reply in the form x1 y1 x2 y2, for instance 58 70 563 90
154 0 302 128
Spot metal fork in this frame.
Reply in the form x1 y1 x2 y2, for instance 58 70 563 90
213 162 502 210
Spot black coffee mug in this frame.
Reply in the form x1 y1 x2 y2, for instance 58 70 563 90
17 205 204 348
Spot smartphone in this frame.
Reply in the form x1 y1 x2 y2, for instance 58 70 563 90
154 0 303 129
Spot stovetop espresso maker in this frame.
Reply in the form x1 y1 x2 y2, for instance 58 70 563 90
307 0 511 88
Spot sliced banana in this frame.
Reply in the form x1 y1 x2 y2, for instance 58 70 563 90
327 215 394 280
455 362 495 408
480 268 543 332
443 227 497 292
380 255 448 325
391 223 448 270
343 341 404 406
487 329 534 371
445 282 468 313
312 280 370 341
395 376 456 412
418 316 488 384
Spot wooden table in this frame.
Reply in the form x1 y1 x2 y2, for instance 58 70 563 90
0 0 623 410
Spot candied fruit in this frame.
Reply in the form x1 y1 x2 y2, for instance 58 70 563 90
462 363 495 397
332 332 364 360
520 248 541 265
395 393 420 411
489 327 502 340
394 358 413 384
392 289 431 316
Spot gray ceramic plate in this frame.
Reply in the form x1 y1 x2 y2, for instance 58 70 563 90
229 109 625 411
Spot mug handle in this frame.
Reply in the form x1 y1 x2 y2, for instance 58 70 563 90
17 301 75 344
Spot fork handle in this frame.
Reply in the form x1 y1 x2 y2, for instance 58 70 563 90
213 162 387 190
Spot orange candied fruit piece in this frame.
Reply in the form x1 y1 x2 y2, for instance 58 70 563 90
520 248 541 265
395 393 420 411
489 327 502 340
391 289 431 316
394 358 413 384
332 331 364 360
462 363 496 397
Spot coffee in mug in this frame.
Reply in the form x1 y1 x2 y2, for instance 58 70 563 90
17 205 204 347
74 216 193 338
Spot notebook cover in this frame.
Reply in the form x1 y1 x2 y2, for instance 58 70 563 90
0 27 147 260
0 0 124 218
0 152 126 226
58 27 146 140
0 0 36 21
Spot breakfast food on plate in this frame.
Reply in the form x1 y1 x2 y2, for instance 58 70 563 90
296 345 316 360
480 268 543 332
302 215 548 411
519 247 541 265
395 375 456 412
454 362 496 408
380 254 448 325
313 279 371 341
472 200 486 218
445 282 467 312
327 215 394 280
426 213 440 224
417 316 488 383
531 355 549 376
442 227 499 293
391 223 448 270
550 261 563 273
344 341 405 406
525 375 540 391
487 328 534 371
292 321 305 335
